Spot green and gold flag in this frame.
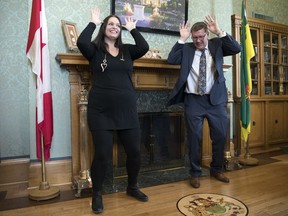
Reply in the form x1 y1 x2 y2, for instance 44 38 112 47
240 0 255 142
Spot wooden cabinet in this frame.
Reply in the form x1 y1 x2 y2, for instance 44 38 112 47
249 102 265 147
266 101 288 144
232 15 288 155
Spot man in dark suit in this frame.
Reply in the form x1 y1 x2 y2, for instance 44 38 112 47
167 15 241 188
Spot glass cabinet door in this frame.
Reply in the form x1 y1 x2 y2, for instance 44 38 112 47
263 31 281 96
264 31 272 95
272 33 280 95
281 34 288 95
250 28 259 96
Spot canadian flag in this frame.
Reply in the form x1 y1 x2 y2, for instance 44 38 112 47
26 0 53 161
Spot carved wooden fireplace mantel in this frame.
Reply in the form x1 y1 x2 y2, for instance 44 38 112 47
56 53 232 192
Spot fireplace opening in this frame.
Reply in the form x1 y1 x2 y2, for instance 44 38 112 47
113 112 185 177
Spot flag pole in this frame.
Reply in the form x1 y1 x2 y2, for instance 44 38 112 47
28 135 60 201
238 0 258 166
26 0 59 200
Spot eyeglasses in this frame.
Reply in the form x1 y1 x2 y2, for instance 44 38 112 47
192 34 207 41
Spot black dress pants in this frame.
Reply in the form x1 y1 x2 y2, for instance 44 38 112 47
90 128 141 192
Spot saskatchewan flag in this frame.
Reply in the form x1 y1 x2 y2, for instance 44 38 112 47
240 0 255 143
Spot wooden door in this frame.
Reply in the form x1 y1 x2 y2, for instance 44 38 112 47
249 102 265 147
267 101 286 143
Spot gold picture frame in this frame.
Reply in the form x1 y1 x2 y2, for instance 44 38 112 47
61 20 79 51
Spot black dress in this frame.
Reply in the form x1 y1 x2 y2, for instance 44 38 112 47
77 22 149 130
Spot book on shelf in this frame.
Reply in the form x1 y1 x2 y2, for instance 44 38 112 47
265 86 272 95
282 37 287 49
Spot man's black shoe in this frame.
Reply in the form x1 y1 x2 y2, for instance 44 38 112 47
126 187 148 202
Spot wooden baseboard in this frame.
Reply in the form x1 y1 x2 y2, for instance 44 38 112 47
28 159 72 188
248 143 288 155
0 158 29 185
0 159 72 188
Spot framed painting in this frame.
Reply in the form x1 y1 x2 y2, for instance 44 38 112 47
61 20 79 51
111 0 188 35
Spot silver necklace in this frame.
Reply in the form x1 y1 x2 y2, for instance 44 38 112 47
120 53 125 61
100 53 125 72
101 54 107 72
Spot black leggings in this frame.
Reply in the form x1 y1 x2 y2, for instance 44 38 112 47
90 128 141 192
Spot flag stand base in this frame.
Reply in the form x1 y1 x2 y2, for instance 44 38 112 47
239 136 259 166
29 181 60 201
238 155 259 166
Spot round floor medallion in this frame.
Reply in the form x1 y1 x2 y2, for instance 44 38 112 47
177 193 248 216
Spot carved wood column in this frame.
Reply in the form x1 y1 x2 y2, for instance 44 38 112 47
68 65 92 177
77 66 92 179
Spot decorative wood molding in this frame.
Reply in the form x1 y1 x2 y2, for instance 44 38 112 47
55 53 88 65
56 53 232 70
231 15 288 34
56 53 179 69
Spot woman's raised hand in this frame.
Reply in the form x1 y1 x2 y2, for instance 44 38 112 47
91 8 102 26
123 17 137 31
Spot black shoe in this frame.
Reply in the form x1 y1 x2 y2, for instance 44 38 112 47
92 193 103 214
126 187 148 202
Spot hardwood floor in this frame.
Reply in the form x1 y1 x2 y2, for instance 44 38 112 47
0 153 287 216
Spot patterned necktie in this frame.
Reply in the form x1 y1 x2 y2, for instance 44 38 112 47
198 50 206 95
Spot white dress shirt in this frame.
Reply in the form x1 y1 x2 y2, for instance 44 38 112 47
185 47 216 94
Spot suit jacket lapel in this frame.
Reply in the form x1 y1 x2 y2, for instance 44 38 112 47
187 43 196 72
208 40 221 80
208 40 216 59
